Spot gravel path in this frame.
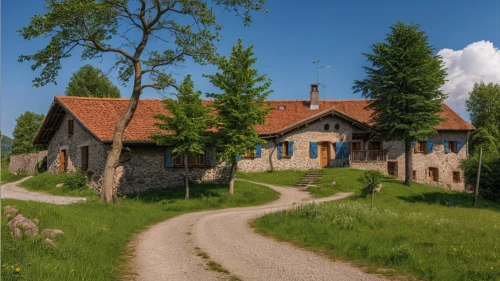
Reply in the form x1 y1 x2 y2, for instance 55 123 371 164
1 177 86 205
131 180 384 281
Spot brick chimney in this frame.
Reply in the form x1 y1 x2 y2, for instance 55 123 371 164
310 84 319 110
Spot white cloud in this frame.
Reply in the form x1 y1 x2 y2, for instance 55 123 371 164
437 40 500 121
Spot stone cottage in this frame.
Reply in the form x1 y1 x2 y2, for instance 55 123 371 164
34 84 474 193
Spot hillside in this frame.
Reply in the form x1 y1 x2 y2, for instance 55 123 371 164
1 135 13 158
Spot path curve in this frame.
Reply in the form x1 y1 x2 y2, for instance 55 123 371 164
1 177 86 205
131 180 384 281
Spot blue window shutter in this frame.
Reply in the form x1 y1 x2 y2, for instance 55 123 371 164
341 142 349 158
412 141 417 148
288 141 294 156
457 140 463 151
309 142 318 158
277 143 283 158
335 142 342 158
427 140 434 153
235 156 243 161
165 148 174 168
255 144 262 158
444 141 449 154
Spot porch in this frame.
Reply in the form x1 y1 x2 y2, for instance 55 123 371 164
349 150 387 162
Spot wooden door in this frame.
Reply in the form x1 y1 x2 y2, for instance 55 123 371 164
60 150 66 173
387 161 397 177
428 168 435 182
320 142 329 167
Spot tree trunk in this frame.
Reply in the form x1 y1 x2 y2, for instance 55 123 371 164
404 138 413 186
184 154 189 200
100 63 143 204
229 159 236 195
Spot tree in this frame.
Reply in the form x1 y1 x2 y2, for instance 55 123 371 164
353 21 447 186
465 82 500 155
66 65 121 98
19 0 268 204
150 75 210 199
204 39 272 195
12 111 45 155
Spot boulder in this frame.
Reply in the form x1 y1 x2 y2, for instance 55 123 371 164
44 238 56 247
4 206 19 218
56 183 64 188
41 229 64 238
7 214 39 236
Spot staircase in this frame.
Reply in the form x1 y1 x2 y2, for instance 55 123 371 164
294 170 323 190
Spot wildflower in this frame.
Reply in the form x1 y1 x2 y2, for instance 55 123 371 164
15 267 20 273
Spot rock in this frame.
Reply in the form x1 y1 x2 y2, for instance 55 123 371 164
56 183 64 188
7 214 39 236
44 238 56 247
331 181 337 186
4 206 19 218
13 227 22 238
41 229 64 238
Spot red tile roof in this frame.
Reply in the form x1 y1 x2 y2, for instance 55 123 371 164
54 96 474 143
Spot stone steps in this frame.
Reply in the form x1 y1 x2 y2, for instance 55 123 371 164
294 170 324 188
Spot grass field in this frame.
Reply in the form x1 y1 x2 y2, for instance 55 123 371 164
1 178 279 281
20 172 101 197
236 170 307 187
252 168 500 281
1 160 23 184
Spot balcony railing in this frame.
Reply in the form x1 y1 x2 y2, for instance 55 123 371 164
349 150 387 162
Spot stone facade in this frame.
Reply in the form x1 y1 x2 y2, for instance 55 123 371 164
8 150 48 176
238 115 469 191
46 114 230 194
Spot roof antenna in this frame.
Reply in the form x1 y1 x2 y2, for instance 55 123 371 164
313 60 330 99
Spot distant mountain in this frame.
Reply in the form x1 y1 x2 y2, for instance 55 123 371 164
1 135 13 158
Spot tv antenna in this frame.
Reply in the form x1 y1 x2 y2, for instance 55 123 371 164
313 60 330 98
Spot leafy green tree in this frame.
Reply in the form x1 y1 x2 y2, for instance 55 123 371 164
11 111 45 154
353 21 447 186
204 39 272 195
465 82 500 155
66 65 121 98
19 0 268 204
1 135 14 158
151 75 210 199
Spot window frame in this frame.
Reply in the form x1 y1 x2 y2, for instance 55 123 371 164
243 148 256 159
448 141 458 153
173 152 206 167
428 167 439 182
415 141 427 154
68 119 74 136
282 141 290 157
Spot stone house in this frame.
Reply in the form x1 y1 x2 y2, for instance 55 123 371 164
34 84 474 193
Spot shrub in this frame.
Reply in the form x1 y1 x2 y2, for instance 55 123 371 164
462 155 500 203
16 169 27 177
64 169 88 190
359 170 384 198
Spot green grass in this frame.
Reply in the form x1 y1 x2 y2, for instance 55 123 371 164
1 179 279 281
236 170 307 187
1 160 23 184
20 173 100 197
207 261 230 273
253 168 500 281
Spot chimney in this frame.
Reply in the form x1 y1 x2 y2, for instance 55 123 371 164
310 84 319 110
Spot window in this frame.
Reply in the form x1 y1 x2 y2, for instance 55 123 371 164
414 141 427 153
244 148 255 158
350 141 362 151
368 141 382 150
173 153 206 167
81 146 89 171
448 141 458 153
413 170 417 180
282 141 290 157
428 167 438 182
453 171 461 183
68 120 74 135
324 124 330 131
334 124 340 130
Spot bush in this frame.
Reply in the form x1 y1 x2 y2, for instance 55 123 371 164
16 169 27 177
359 170 384 198
462 155 500 203
64 169 88 190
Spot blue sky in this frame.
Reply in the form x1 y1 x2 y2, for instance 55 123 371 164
1 0 499 138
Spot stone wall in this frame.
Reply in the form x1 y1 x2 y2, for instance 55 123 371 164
47 114 108 178
238 115 356 172
112 146 231 195
8 150 48 176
